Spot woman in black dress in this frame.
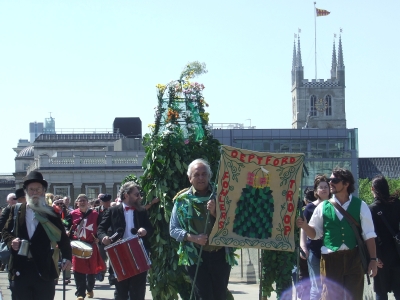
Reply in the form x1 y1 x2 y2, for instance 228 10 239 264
369 175 400 300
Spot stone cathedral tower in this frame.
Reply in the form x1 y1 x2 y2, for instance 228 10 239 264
291 36 346 129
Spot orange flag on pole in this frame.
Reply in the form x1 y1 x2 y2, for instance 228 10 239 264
316 8 330 17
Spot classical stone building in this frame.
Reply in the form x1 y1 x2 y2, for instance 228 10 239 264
291 36 346 129
13 118 145 203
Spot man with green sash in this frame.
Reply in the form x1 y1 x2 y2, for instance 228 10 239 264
1 171 72 300
297 168 377 300
170 158 235 300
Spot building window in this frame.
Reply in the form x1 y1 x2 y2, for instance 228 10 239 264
310 95 317 116
116 185 121 198
85 185 101 200
325 95 332 116
54 186 70 197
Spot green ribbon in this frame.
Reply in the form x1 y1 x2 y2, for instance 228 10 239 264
187 101 204 141
34 212 62 242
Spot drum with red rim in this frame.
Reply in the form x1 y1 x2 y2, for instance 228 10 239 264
104 235 151 281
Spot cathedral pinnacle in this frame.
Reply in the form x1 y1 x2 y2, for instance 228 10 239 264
331 39 337 79
296 36 303 69
337 35 344 69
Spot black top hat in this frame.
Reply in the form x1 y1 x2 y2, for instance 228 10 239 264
13 188 26 200
99 194 112 202
23 171 48 189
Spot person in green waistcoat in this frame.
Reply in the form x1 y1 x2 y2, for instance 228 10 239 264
170 158 235 300
296 167 378 300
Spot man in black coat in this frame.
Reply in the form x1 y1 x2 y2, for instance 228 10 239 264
1 171 72 300
97 181 153 300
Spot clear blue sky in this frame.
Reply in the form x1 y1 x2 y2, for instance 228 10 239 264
1 1 399 173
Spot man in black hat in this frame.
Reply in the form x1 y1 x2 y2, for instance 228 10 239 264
95 193 112 282
1 171 72 300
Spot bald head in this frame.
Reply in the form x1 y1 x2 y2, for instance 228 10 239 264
7 193 17 206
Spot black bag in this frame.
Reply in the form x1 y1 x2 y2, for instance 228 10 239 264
377 211 400 258
0 240 10 261
0 204 22 262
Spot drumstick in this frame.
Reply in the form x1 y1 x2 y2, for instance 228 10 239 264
67 225 74 237
92 233 100 249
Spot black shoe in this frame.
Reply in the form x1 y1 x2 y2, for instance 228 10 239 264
97 273 104 282
108 274 117 286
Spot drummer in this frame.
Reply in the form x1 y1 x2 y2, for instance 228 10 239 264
65 194 106 300
97 181 154 300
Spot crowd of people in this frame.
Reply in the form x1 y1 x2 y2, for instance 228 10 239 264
0 161 399 300
297 170 400 300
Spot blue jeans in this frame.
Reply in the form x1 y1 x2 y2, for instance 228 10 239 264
307 250 321 300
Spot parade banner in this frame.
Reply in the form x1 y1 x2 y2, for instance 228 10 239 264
209 145 305 252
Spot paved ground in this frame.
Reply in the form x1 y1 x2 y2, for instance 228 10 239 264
0 270 262 300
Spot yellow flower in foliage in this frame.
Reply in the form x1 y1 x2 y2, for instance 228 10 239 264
200 112 209 122
156 84 167 93
148 123 156 131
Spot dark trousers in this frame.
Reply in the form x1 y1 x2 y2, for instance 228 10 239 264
374 262 400 300
98 243 108 274
320 248 364 300
13 261 55 300
187 248 231 300
114 271 147 300
74 271 95 297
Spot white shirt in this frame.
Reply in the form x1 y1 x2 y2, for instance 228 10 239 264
122 203 135 239
308 194 376 254
25 205 39 239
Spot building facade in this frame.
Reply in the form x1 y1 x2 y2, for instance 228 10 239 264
212 128 359 192
17 134 145 202
291 36 346 129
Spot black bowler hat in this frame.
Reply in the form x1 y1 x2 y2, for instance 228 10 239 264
23 171 48 189
13 188 26 200
99 194 112 202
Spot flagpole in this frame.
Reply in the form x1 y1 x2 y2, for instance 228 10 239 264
314 1 317 79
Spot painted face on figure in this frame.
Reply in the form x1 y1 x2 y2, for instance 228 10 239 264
317 181 330 200
329 174 345 195
189 163 209 192
125 187 142 209
26 182 45 204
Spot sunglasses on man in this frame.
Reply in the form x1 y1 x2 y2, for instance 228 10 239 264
328 178 342 184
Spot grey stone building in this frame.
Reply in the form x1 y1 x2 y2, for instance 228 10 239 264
292 36 346 129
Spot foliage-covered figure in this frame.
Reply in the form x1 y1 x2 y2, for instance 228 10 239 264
137 62 222 299
261 249 296 299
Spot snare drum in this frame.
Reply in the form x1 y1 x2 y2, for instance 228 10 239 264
71 240 93 259
105 235 151 281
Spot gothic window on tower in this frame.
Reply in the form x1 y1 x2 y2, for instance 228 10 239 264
310 95 317 116
325 95 332 116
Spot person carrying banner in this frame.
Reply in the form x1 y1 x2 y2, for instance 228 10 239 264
66 194 105 300
170 158 236 300
1 171 72 300
296 167 377 300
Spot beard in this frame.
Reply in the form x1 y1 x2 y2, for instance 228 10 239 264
26 194 56 217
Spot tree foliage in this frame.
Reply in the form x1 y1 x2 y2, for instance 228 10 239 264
358 178 400 204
